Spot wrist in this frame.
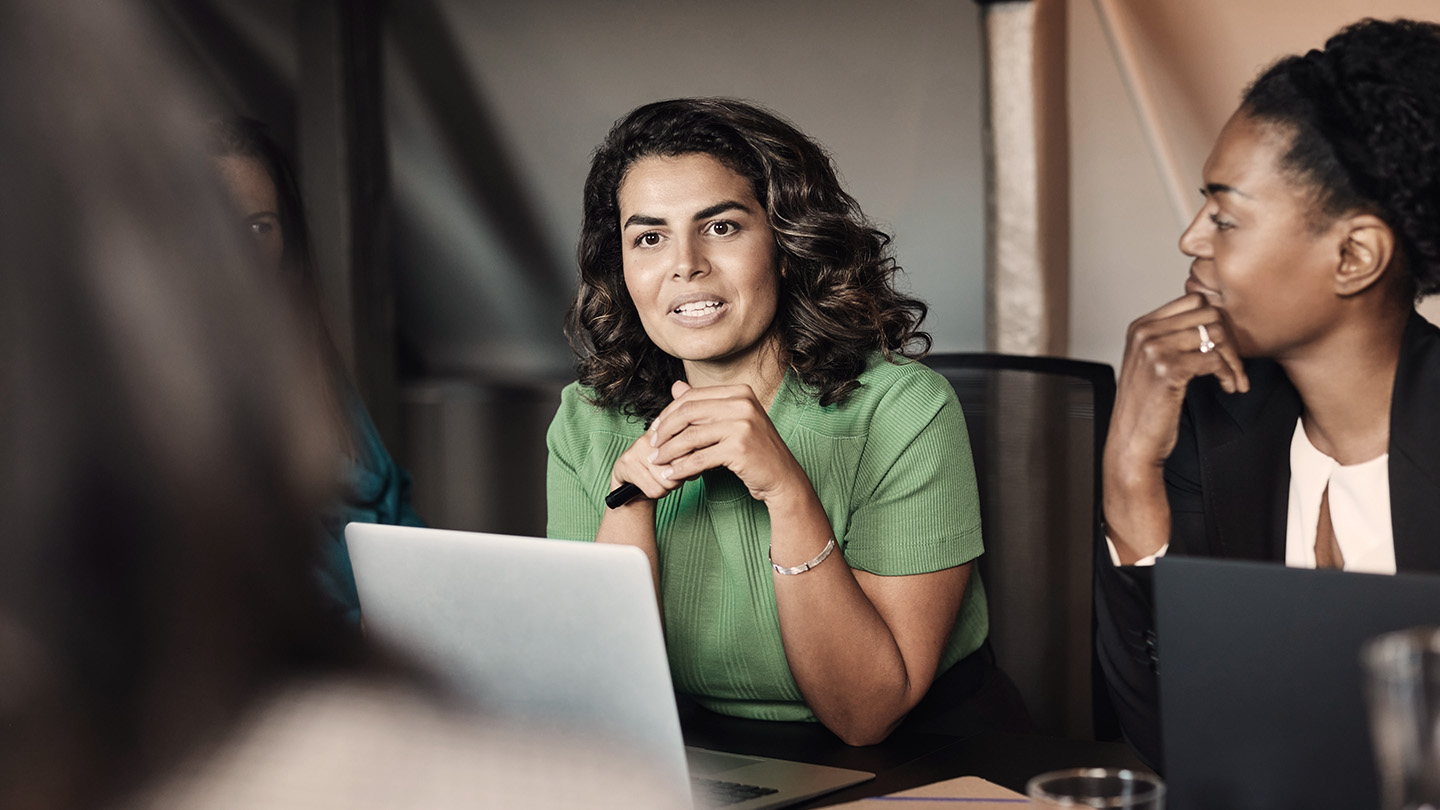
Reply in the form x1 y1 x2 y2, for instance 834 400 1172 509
1102 486 1169 563
607 474 654 509
612 491 654 513
770 536 836 575
1107 528 1164 566
753 458 817 504
759 479 823 524
1103 447 1167 494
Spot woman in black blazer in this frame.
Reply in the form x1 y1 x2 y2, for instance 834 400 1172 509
1097 18 1440 769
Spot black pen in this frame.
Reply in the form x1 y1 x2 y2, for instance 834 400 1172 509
605 482 642 509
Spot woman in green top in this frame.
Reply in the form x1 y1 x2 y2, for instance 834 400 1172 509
548 98 989 745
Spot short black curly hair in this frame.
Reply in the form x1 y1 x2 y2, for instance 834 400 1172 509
567 98 931 420
1242 17 1440 300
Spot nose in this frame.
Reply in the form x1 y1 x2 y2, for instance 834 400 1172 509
670 233 709 281
1178 206 1210 259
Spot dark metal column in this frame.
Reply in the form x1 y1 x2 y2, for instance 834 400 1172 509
297 0 397 444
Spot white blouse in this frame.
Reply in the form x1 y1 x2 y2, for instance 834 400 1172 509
1284 418 1395 574
1108 417 1396 573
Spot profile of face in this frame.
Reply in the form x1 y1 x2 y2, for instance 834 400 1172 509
617 152 780 379
215 155 285 273
1179 112 1352 358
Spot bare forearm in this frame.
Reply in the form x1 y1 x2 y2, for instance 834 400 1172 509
1102 292 1249 564
1102 445 1172 564
595 495 661 596
766 493 947 746
638 380 963 743
775 571 919 745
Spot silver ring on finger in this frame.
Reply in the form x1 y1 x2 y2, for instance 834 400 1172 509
1197 323 1216 354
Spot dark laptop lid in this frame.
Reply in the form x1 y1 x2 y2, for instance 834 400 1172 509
1156 557 1440 810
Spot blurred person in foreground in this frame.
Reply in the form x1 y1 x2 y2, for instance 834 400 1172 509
0 2 677 808
208 116 424 629
1097 18 1440 770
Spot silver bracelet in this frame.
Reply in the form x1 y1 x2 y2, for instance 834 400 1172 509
770 537 836 576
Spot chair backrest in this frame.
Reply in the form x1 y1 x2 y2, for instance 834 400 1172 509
922 353 1116 740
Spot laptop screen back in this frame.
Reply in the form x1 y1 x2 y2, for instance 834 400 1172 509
344 524 690 796
1156 557 1440 810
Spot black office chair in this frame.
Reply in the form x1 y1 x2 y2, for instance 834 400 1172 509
922 353 1117 740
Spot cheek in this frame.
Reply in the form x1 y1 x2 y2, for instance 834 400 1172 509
1213 238 1276 293
620 266 663 337
619 251 641 290
747 246 781 318
757 280 779 324
263 237 285 269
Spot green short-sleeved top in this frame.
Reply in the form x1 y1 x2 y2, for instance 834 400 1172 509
545 353 987 722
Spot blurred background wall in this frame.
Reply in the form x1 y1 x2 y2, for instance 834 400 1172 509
155 0 1438 535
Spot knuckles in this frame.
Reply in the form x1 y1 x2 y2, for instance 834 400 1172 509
1139 341 1172 378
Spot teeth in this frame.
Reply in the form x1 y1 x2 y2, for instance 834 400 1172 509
674 301 721 315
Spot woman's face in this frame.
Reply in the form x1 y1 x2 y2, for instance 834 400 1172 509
215 155 285 273
1178 111 1352 359
617 152 780 381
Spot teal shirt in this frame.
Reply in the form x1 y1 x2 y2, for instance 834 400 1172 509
320 381 425 626
546 353 987 722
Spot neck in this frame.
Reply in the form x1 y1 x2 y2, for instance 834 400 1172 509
1282 307 1409 465
683 339 787 409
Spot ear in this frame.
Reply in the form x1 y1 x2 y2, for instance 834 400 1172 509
1334 214 1395 297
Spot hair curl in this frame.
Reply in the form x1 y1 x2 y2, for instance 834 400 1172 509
567 98 930 419
1242 18 1440 300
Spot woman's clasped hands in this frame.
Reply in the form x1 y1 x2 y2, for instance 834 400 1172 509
610 380 809 506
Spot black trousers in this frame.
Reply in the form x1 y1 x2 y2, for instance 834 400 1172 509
897 640 1037 738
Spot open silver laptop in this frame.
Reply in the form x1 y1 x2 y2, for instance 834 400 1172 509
345 523 873 810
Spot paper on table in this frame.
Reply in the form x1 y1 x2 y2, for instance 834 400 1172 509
826 775 1029 808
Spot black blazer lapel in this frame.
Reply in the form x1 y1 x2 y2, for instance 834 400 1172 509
1192 361 1300 561
1389 313 1440 573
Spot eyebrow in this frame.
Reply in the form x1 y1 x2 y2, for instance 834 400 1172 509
623 199 754 229
1202 182 1254 201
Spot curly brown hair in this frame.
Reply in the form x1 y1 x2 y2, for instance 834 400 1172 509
567 98 931 419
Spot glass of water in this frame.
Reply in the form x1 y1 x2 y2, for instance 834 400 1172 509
1363 627 1440 810
1026 767 1165 809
